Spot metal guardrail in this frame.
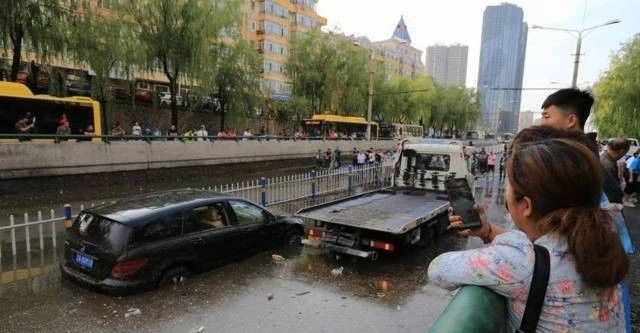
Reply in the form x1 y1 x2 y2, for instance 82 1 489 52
429 286 507 333
0 133 396 142
0 163 394 259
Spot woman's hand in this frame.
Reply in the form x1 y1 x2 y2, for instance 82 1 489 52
448 205 494 243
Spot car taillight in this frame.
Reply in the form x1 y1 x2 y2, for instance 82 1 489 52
370 240 394 252
111 258 149 279
308 228 325 238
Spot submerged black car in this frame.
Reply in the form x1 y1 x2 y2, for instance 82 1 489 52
61 189 305 295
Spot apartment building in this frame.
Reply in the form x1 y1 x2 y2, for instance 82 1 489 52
243 0 327 101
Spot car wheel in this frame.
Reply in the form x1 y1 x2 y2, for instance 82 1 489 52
283 228 304 246
158 265 191 287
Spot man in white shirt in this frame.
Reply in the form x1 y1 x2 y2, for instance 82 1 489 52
195 125 208 141
131 122 142 136
356 151 367 165
242 128 252 141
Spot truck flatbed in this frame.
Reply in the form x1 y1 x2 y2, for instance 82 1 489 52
296 188 450 235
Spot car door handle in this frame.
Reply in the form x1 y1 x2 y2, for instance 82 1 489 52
191 238 205 246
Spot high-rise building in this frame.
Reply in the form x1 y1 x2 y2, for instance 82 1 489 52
243 0 327 101
425 44 468 86
477 3 528 133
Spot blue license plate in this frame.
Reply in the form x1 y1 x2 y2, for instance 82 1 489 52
75 253 94 269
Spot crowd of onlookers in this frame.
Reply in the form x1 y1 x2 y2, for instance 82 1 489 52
313 147 393 170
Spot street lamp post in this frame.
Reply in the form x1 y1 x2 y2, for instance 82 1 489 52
532 19 620 88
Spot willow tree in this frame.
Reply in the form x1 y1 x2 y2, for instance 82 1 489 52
331 39 369 116
68 5 134 115
122 0 238 127
0 0 67 82
200 39 263 131
287 30 338 114
594 34 640 137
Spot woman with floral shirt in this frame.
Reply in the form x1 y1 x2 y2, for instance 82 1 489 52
428 138 629 332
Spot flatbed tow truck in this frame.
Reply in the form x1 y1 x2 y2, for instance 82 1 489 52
297 141 475 259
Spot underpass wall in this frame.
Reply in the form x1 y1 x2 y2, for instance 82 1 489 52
0 140 396 180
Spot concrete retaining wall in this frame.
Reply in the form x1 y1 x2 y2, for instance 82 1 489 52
0 140 396 179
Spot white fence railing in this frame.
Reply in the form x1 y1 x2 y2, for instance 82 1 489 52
0 163 394 260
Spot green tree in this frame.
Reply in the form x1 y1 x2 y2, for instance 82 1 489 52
374 75 433 124
425 85 479 136
68 5 134 113
201 40 263 131
287 30 369 116
594 34 640 137
331 38 369 116
0 0 67 82
122 0 238 127
287 29 335 114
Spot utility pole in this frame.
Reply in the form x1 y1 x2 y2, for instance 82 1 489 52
571 36 582 88
366 50 375 141
532 19 619 89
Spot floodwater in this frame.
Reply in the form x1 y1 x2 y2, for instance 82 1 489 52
0 175 512 333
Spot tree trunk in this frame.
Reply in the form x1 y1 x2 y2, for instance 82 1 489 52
162 59 179 128
219 99 227 132
100 96 109 136
170 83 178 128
10 26 24 82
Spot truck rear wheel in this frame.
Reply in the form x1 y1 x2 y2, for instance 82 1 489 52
415 226 435 247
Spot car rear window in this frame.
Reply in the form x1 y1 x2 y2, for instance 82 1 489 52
71 212 132 253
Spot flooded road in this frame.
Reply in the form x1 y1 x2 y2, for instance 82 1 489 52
0 174 513 332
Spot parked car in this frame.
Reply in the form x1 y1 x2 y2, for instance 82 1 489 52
135 81 153 103
107 84 131 100
159 91 185 107
67 81 92 96
61 189 305 295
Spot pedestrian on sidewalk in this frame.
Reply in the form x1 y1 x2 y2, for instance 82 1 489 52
131 122 142 137
498 154 505 181
601 139 631 206
486 151 496 176
356 151 367 166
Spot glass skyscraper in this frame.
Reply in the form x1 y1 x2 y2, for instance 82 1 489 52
477 3 528 133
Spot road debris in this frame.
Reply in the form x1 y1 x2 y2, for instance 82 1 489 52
330 266 344 277
267 293 274 301
271 254 286 262
124 308 142 318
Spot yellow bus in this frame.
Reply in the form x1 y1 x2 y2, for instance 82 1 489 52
0 82 102 141
302 114 379 139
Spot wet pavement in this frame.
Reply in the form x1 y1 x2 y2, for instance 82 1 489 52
1 173 637 332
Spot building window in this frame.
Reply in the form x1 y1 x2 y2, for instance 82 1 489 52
264 1 288 18
263 21 287 37
264 60 284 73
262 40 288 55
295 13 316 28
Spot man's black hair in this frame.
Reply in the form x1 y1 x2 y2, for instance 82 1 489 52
541 88 594 129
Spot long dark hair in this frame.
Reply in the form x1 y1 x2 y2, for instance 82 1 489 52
507 138 628 288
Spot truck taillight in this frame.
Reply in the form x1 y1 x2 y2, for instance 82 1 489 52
308 228 324 237
112 258 149 279
370 240 394 252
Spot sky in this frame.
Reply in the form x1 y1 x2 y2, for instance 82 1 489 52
316 0 640 116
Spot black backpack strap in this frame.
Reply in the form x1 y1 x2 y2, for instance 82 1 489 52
517 244 551 333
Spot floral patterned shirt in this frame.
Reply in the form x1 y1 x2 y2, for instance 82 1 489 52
428 230 625 332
